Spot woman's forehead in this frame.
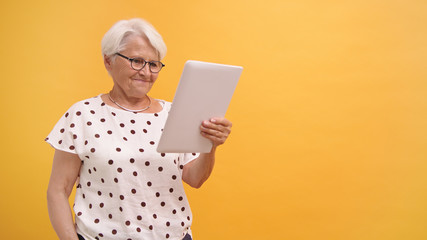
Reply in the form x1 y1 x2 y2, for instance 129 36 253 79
122 35 158 60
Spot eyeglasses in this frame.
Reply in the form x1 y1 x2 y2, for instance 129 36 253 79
115 53 165 73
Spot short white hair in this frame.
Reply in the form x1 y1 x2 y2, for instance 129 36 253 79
101 18 167 60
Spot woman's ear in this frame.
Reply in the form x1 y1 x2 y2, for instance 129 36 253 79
104 54 112 71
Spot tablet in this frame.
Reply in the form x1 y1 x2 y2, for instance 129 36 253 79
156 60 243 153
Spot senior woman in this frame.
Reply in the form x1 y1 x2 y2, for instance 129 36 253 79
46 18 232 240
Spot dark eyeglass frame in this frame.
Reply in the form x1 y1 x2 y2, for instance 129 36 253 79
115 52 165 73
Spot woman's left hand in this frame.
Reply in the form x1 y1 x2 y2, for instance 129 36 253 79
200 117 232 148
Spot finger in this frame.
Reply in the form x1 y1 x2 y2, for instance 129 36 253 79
202 120 231 134
209 117 233 128
200 131 226 146
200 125 227 138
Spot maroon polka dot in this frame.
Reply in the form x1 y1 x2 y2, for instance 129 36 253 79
158 167 163 172
119 207 123 212
172 209 177 214
172 175 177 180
89 204 92 209
117 168 122 173
91 148 95 153
84 140 88 145
100 203 104 208
90 110 95 114
153 214 157 219
136 227 141 232
70 123 75 128
87 182 91 187
130 158 135 163
60 128 65 133
143 129 148 133
130 120 135 124
133 171 138 176
108 159 114 165
139 148 144 152
181 222 185 226
77 212 82 216
147 121 151 125
131 189 136 194
100 118 105 122
111 112 116 116
107 130 113 134
73 134 77 139
181 207 185 211
87 121 92 126
109 214 113 219
109 193 113 198
94 219 100 223
99 233 104 237
101 102 105 106
149 225 153 230
101 178 105 183
114 178 118 183
169 188 174 193
147 182 152 187
154 113 159 117
112 229 117 235
166 221 170 227
166 234 170 238
125 221 130 226
145 161 150 166
76 111 81 116
130 130 136 134
187 216 191 221
137 215 142 220
161 153 166 157
58 140 62 144
116 147 121 152
98 191 102 196
150 141 155 145
156 192 160 197
120 195 125 200
95 134 100 138
178 196 183 201
161 202 166 207
141 202 146 207
84 102 89 105
65 113 69 118
123 137 128 141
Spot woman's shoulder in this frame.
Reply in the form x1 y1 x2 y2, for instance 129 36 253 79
64 95 104 115
156 99 172 112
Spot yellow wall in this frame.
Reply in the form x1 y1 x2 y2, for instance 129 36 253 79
1 0 426 239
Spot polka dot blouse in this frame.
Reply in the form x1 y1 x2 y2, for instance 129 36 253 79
45 95 199 240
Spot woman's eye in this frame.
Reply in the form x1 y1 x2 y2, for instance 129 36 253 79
133 59 144 65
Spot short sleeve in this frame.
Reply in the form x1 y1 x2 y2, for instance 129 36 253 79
181 152 200 166
45 105 82 154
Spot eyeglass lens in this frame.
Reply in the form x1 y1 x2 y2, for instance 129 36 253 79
131 58 163 73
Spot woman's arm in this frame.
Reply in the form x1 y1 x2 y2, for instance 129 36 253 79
47 150 82 240
182 117 232 188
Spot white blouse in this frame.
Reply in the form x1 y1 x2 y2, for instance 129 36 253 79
46 95 199 240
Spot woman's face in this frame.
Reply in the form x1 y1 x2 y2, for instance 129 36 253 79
105 34 160 98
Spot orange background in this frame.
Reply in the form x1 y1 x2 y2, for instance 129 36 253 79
1 0 426 239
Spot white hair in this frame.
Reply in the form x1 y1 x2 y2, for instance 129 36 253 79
101 18 167 60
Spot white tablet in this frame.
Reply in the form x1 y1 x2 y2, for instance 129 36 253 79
157 60 243 153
